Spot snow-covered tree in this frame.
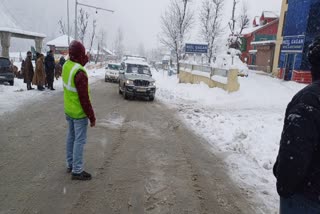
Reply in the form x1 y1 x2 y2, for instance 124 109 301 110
199 0 224 64
95 30 107 64
160 0 194 74
138 43 146 57
89 19 97 52
78 8 90 44
58 19 66 35
113 27 124 60
228 1 250 50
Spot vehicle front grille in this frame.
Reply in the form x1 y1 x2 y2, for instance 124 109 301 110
134 80 149 87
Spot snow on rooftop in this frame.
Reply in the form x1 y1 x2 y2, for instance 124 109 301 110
102 47 115 56
47 35 74 47
0 27 46 38
162 55 171 61
263 11 279 18
0 3 46 38
0 3 19 29
123 59 149 66
241 25 264 35
251 40 276 45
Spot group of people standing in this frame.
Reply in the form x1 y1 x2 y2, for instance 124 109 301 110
22 50 65 91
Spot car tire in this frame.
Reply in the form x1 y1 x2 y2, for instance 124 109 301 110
149 96 155 101
9 80 14 86
119 84 123 95
123 86 129 100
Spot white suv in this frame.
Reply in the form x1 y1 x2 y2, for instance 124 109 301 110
105 63 121 82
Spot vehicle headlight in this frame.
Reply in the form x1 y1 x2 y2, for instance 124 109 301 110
126 80 134 85
149 82 156 87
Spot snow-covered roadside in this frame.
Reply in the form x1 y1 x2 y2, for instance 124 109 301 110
0 65 105 116
153 69 306 213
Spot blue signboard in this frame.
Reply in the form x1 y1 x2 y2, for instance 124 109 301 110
282 35 305 53
185 43 208 54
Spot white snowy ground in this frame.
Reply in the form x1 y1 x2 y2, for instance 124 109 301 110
153 70 306 213
0 64 105 116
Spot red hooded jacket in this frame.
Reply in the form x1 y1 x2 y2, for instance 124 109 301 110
69 40 95 123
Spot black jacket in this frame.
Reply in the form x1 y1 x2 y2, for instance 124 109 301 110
45 54 55 73
274 80 320 202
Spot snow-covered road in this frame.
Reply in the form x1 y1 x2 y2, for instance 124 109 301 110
0 66 105 116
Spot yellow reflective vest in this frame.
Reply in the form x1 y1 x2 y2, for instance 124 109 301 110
62 60 90 119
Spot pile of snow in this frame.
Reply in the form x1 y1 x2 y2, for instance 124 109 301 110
0 63 105 116
152 69 306 213
181 49 249 76
213 49 249 76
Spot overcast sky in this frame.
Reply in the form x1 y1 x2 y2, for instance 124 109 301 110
1 0 282 52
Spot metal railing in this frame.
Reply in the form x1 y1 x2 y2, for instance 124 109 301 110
248 65 271 73
180 63 229 77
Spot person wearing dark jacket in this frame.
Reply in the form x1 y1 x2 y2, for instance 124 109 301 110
59 56 66 66
24 51 34 90
45 50 56 90
273 38 320 213
63 40 96 181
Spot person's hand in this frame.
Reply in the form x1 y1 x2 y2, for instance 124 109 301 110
90 119 96 127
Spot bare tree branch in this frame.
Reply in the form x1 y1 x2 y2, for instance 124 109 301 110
160 0 193 74
114 27 124 60
89 19 97 52
228 1 249 50
78 8 90 44
58 19 66 35
200 0 224 63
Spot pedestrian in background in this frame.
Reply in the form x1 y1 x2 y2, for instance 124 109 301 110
63 40 96 181
273 37 320 213
59 56 66 66
24 51 34 90
45 50 55 90
32 54 45 91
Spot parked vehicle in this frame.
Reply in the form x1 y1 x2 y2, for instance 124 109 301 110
105 63 121 82
0 57 14 86
119 58 156 101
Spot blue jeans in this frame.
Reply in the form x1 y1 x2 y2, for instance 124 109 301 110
66 115 88 174
280 194 320 214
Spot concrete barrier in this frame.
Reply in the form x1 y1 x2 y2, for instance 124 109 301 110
178 64 240 93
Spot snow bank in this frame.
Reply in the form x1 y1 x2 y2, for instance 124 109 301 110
0 64 105 116
153 69 306 213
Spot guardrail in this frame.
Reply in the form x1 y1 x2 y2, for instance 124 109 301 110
248 65 271 73
179 63 240 93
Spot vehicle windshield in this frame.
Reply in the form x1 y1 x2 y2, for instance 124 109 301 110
126 64 151 75
0 59 10 67
108 64 120 70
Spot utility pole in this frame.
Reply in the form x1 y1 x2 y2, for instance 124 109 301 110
67 0 70 45
75 0 78 40
74 0 114 40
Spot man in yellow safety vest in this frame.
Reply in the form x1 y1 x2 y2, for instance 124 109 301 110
62 40 96 181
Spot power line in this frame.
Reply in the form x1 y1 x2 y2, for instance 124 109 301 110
74 0 114 40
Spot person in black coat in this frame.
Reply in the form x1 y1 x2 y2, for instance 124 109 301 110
274 37 320 213
59 56 66 66
45 50 56 90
